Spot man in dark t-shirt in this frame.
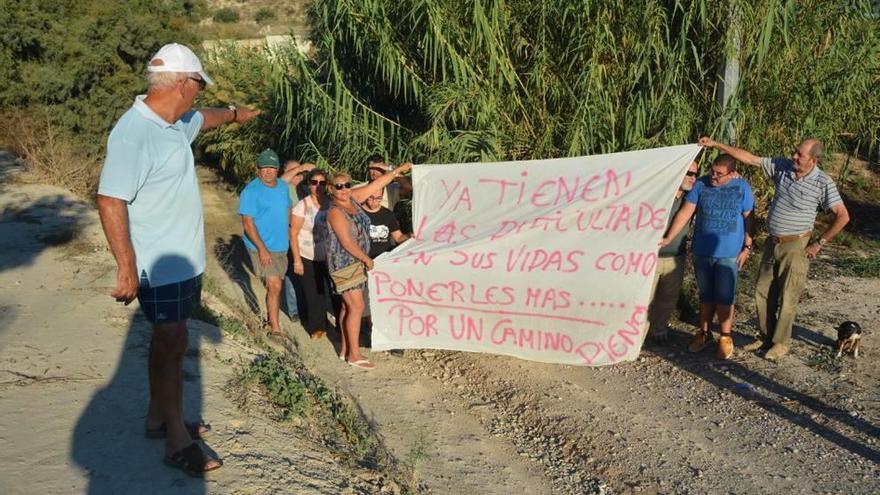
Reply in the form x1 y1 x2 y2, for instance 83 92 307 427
363 190 409 258
361 190 409 339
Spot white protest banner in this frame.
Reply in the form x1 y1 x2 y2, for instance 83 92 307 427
369 144 701 366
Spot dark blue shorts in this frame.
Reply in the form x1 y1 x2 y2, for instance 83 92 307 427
693 256 738 305
137 275 202 324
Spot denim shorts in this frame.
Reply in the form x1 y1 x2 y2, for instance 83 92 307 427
137 274 203 324
692 256 738 305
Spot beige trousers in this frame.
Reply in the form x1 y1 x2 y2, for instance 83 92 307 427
754 237 810 345
646 255 686 339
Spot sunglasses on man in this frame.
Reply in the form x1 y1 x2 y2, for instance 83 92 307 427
188 77 207 90
333 182 353 190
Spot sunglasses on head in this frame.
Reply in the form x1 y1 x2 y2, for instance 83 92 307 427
333 182 353 190
188 77 206 90
310 179 327 186
685 171 698 177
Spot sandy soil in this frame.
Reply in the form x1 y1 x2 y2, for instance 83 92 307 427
1 157 878 494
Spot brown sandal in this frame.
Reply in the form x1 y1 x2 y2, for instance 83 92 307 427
164 443 222 477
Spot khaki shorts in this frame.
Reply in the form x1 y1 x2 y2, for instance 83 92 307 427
249 250 289 279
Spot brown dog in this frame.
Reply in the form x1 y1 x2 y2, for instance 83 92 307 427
835 321 862 358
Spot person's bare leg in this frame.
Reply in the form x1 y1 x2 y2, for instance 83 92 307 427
342 290 366 362
338 302 348 358
151 321 219 469
265 276 283 332
717 304 734 336
145 337 162 431
699 303 715 334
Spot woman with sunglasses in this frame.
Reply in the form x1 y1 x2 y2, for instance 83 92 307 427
326 163 412 369
290 169 332 340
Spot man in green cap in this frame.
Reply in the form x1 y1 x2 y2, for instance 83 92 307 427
238 148 293 340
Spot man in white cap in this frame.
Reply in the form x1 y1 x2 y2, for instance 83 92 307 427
97 43 258 476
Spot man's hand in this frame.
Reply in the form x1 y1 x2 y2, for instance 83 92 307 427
258 248 272 266
301 162 316 173
293 259 304 276
805 242 822 259
699 136 718 148
393 162 413 175
363 258 375 271
234 106 261 124
111 265 139 305
736 250 750 269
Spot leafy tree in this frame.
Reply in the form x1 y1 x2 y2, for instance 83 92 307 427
0 0 199 155
242 0 878 178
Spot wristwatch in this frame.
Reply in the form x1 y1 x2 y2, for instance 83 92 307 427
818 238 828 246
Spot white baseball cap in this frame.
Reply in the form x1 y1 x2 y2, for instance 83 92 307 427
147 43 214 86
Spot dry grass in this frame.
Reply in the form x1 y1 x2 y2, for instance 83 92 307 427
0 109 100 200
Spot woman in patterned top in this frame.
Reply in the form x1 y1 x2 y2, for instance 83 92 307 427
326 163 412 369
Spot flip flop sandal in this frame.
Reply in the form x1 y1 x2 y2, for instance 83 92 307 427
145 420 211 439
164 443 222 478
348 359 375 370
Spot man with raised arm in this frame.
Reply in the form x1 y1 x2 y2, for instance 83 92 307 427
699 136 850 360
97 43 259 475
362 153 412 210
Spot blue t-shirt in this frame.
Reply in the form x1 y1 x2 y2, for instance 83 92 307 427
238 178 292 252
98 95 205 287
686 177 754 258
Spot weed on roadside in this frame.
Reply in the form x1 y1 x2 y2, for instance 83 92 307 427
832 254 880 278
230 351 396 470
239 353 308 420
806 346 845 374
403 428 432 491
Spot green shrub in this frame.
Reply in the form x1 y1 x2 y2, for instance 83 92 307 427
243 354 308 420
0 0 197 197
258 0 879 190
213 7 239 23
254 7 276 24
833 254 880 278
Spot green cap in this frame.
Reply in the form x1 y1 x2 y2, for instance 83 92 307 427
256 148 280 169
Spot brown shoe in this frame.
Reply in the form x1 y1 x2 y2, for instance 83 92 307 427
716 335 734 359
687 331 713 353
764 343 789 360
742 338 765 352
310 329 326 340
